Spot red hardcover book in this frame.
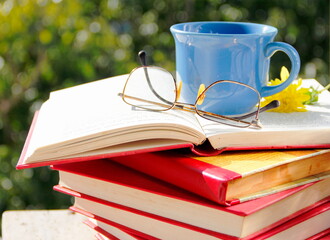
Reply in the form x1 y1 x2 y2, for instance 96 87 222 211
307 228 330 240
64 186 330 240
52 159 330 238
111 149 330 205
16 76 330 170
79 202 330 240
94 233 110 240
257 201 330 240
84 218 146 240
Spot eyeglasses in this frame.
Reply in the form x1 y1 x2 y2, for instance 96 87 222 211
120 51 279 128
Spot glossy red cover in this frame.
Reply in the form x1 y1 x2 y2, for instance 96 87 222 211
52 159 330 216
110 150 330 205
111 152 240 205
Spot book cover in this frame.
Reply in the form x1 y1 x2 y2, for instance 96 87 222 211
79 202 330 240
52 159 330 238
111 149 330 204
16 75 330 169
84 218 146 240
66 190 330 240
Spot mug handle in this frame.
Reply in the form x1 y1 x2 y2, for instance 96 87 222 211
261 42 301 97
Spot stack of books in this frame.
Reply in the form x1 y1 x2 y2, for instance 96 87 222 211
17 74 330 239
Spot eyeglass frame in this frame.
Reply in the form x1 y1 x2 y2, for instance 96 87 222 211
120 51 279 129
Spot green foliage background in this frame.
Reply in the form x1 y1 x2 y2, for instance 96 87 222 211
0 0 328 228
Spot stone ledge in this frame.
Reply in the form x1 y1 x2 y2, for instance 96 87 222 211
1 209 94 240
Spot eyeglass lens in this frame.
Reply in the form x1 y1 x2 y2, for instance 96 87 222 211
195 81 261 127
123 66 177 111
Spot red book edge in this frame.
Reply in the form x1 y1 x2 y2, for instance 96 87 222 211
51 159 238 208
16 111 330 170
83 202 330 240
72 206 160 240
51 159 328 212
109 149 330 205
55 185 330 240
245 201 330 240
51 160 325 213
58 186 237 240
94 233 107 240
307 228 330 240
110 151 241 205
83 219 145 240
83 219 121 240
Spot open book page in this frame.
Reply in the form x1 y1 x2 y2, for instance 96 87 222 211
199 79 330 149
24 75 205 163
48 139 191 161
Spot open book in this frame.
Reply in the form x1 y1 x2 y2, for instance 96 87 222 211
17 74 330 169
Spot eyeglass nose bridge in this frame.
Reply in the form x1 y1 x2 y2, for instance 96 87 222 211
172 101 197 113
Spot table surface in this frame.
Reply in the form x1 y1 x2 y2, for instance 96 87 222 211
1 209 96 240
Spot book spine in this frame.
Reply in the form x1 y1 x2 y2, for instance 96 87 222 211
111 152 241 205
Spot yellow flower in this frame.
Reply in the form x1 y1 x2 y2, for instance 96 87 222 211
261 66 310 113
196 84 206 105
176 80 182 101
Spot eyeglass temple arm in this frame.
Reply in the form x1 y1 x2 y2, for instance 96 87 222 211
138 50 174 106
234 100 280 120
138 50 147 66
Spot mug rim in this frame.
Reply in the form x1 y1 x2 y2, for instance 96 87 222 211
170 21 278 36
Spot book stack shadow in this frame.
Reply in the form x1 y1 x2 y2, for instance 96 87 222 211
16 75 330 239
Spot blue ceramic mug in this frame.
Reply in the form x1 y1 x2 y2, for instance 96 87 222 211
170 22 300 115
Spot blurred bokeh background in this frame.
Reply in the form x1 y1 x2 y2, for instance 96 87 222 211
0 0 328 231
